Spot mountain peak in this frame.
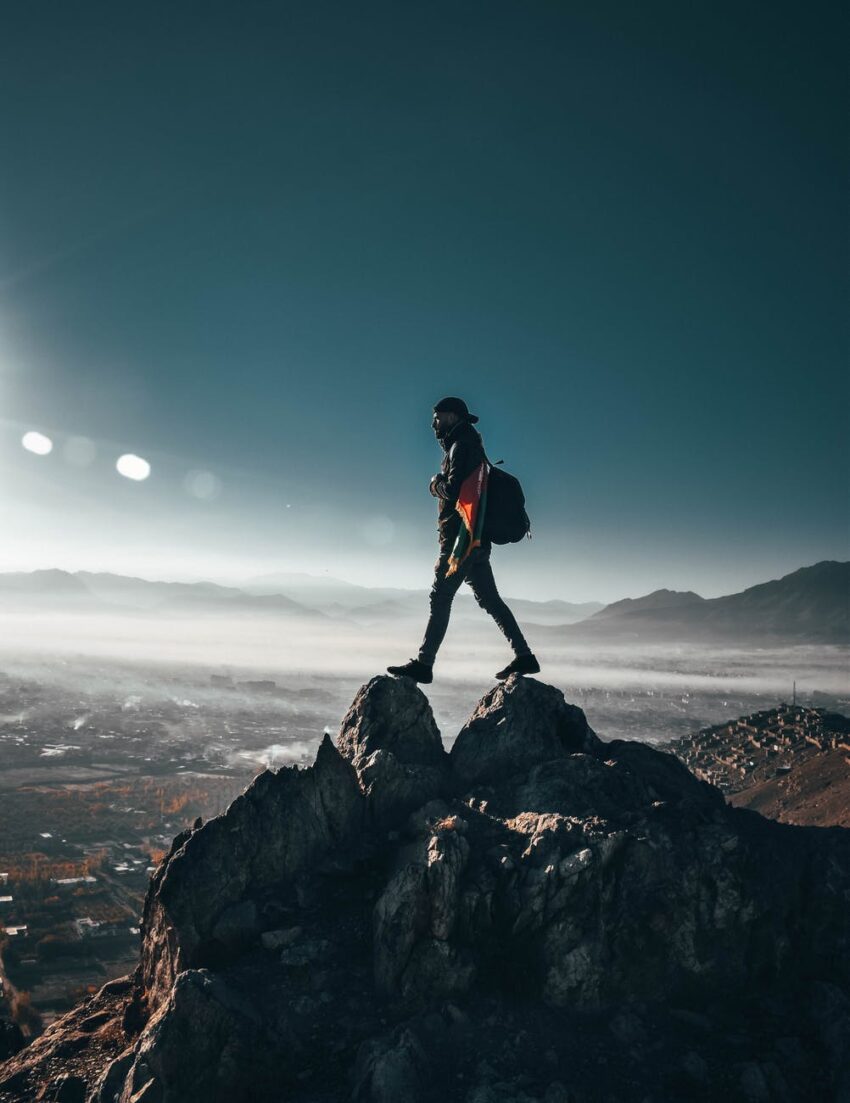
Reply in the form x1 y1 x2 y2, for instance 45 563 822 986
564 560 849 643
592 587 706 619
0 568 85 593
4 675 850 1101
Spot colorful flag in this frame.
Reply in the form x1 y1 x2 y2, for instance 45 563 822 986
446 461 489 576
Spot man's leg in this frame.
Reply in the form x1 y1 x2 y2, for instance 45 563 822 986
417 547 473 666
465 549 533 659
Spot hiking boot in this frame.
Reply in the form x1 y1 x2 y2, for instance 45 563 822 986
387 658 433 684
495 653 540 680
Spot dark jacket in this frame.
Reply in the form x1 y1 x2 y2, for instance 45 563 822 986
431 419 486 548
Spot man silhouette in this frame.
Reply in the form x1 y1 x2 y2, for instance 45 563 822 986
388 397 540 684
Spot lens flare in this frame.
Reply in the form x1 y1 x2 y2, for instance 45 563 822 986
22 430 53 455
116 453 151 481
183 469 221 500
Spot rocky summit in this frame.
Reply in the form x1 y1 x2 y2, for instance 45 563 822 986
2 675 850 1103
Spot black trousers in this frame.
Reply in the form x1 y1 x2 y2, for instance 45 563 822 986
418 542 531 665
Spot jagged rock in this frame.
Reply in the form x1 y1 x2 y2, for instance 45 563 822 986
5 676 850 1103
806 981 850 1100
373 820 477 1003
42 1073 87 1102
405 799 453 837
450 676 601 789
353 1028 430 1102
259 926 302 951
115 970 280 1103
280 939 329 967
514 739 721 824
140 732 364 1009
0 975 134 1102
338 676 449 827
91 1049 134 1103
39 1073 87 1102
210 900 257 952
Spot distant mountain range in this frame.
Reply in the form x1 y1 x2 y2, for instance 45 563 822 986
242 571 412 610
0 569 323 619
241 570 602 626
552 561 849 644
0 561 846 642
0 568 601 627
589 588 705 621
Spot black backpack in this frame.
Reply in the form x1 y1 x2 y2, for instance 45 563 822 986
483 455 531 545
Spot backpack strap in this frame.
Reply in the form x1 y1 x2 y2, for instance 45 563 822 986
480 441 504 468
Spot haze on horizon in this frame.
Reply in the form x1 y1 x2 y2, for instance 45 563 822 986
0 2 847 604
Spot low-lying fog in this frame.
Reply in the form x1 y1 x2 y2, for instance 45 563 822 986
1 610 847 760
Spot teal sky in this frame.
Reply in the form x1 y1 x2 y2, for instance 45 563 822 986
0 1 846 602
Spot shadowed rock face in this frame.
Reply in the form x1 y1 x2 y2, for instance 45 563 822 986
2 675 850 1103
450 677 602 788
338 675 450 829
138 729 365 1010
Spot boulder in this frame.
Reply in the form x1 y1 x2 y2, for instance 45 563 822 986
450 676 601 789
338 675 450 827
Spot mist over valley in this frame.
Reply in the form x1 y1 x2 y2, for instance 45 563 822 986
1 559 847 752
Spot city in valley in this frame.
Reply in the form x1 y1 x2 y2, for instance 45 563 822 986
0 637 847 1033
0 658 346 1031
664 703 850 796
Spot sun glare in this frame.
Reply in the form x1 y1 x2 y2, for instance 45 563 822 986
116 453 151 481
21 430 53 455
